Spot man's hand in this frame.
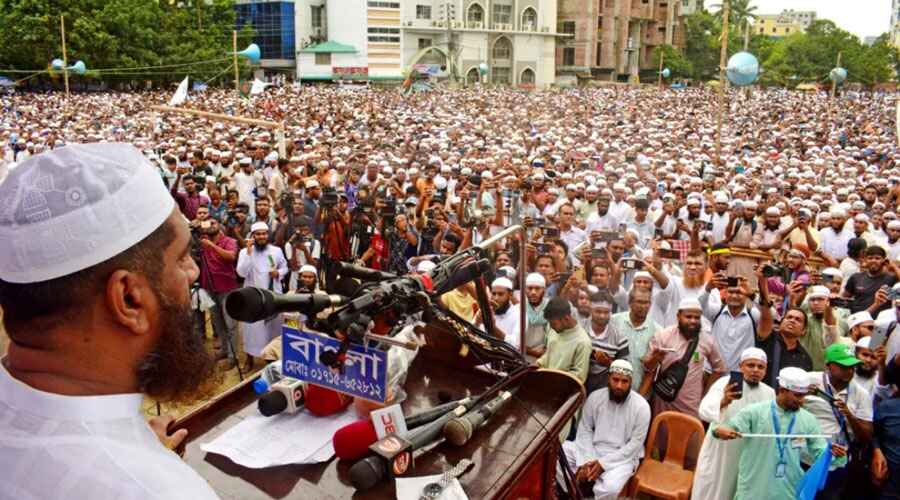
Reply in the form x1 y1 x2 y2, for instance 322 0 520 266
720 382 741 410
592 350 613 366
245 238 253 255
873 286 889 308
873 447 889 483
148 415 188 455
269 269 279 279
575 460 603 483
831 443 848 458
713 425 742 440
833 399 855 420
199 238 215 249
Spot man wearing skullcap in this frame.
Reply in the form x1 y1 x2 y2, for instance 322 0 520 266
236 222 288 371
0 144 219 499
556 359 650 500
692 347 775 500
795 284 845 371
524 272 550 357
714 367 839 500
485 277 521 348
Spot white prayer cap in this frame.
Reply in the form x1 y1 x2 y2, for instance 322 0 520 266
686 197 701 206
856 336 872 350
821 267 842 280
609 359 633 377
633 271 653 281
743 200 758 209
239 157 252 165
855 213 870 223
0 143 175 283
525 273 546 288
491 277 513 290
305 179 319 189
265 152 278 162
807 285 830 300
848 311 873 329
888 220 900 230
416 260 437 273
498 265 517 279
740 347 767 364
299 264 317 275
765 206 780 216
777 367 811 394
714 193 729 203
678 298 702 312
250 222 269 233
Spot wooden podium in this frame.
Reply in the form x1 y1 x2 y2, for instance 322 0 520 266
174 324 586 499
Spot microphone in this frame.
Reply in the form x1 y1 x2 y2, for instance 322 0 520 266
305 384 353 417
428 258 491 296
337 262 398 282
405 397 473 428
443 391 513 446
225 287 345 322
257 378 305 416
333 419 378 461
349 401 475 490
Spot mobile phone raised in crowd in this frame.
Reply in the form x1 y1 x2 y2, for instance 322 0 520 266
870 323 891 350
621 259 644 271
542 226 560 238
592 247 608 259
726 276 740 287
728 371 744 399
657 248 680 260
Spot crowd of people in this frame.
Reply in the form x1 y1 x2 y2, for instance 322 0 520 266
3 83 900 499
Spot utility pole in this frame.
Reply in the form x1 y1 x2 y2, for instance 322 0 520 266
60 15 69 99
831 51 842 98
443 1 457 85
715 0 729 166
233 30 240 93
657 49 664 89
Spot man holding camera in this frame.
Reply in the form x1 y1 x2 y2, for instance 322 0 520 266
197 217 239 369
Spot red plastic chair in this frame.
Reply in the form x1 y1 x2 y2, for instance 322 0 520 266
625 411 705 500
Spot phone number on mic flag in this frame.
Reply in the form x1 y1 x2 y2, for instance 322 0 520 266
281 327 388 403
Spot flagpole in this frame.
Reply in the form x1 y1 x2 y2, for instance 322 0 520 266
60 15 69 99
715 0 730 167
739 434 832 439
233 30 239 94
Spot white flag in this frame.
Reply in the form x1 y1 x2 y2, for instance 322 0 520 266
168 76 189 106
250 78 271 96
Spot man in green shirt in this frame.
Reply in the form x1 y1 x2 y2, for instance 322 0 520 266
713 367 847 500
608 288 659 389
796 285 845 370
537 296 592 385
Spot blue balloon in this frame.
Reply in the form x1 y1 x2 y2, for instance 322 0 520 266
67 60 86 75
51 59 65 71
661 68 671 79
726 51 759 87
478 62 488 75
829 67 847 85
237 43 261 64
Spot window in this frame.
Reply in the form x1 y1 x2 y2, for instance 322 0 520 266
493 67 510 84
492 4 511 25
521 8 536 29
563 47 575 66
682 0 689 6
785 27 791 33
315 53 331 65
492 37 512 59
598 16 603 29
368 28 400 42
772 27 776 33
368 27 401 34
418 38 432 49
596 42 602 66
467 68 480 84
236 2 296 60
368 1 400 7
520 68 535 84
558 21 575 34
467 4 484 24
368 35 400 42
416 5 432 19
311 5 323 28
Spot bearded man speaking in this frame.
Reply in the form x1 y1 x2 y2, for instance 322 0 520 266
0 144 219 499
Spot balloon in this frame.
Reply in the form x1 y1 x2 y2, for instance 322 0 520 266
829 67 847 85
67 60 86 75
726 51 759 87
478 62 488 75
661 68 671 79
50 59 65 71
237 43 261 65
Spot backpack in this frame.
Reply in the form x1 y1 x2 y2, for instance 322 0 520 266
712 305 757 339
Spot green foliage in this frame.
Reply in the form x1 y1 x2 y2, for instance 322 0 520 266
651 45 692 79
0 0 255 84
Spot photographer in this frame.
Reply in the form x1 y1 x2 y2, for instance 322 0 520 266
225 202 251 242
284 217 321 291
196 217 240 369
386 213 418 274
319 188 351 289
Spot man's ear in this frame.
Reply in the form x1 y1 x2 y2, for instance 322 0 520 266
105 270 155 335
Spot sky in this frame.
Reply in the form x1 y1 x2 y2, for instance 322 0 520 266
707 0 892 41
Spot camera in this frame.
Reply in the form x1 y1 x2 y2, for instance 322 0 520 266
542 226 560 239
761 263 787 278
535 242 552 254
320 187 339 208
726 276 740 287
830 297 851 309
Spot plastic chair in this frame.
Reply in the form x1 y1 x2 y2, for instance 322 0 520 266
625 411 705 500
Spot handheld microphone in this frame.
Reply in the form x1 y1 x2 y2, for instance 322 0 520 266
333 419 379 461
224 287 345 323
443 391 513 446
405 397 473 428
305 384 353 417
257 378 305 416
349 401 475 490
337 262 398 282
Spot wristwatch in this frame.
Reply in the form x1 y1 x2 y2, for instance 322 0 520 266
419 459 474 500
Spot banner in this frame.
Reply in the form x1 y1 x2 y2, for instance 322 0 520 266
168 76 188 106
333 67 368 81
412 64 442 76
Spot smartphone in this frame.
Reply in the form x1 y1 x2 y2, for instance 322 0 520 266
592 247 608 259
535 243 551 254
468 191 478 200
726 276 740 287
558 272 572 284
543 226 560 238
728 371 744 399
622 259 644 271
657 248 680 260
830 297 851 309
871 324 891 350
654 228 664 238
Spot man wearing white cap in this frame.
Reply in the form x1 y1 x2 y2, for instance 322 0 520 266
714 367 840 500
296 264 319 293
642 299 727 418
556 360 650 500
797 285 843 371
236 222 288 371
524 273 550 357
853 336 878 395
485 277 521 349
692 347 775 500
847 310 875 342
0 144 219 499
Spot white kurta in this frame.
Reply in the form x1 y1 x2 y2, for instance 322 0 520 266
494 304 521 349
0 362 220 500
691 376 775 500
557 388 651 500
236 244 288 356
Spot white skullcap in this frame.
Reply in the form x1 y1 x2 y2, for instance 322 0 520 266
609 359 634 377
807 285 830 300
250 222 269 233
739 347 768 364
744 200 758 209
714 193 729 203
848 311 873 329
0 143 175 283
305 179 320 189
525 273 546 288
765 206 780 216
821 267 842 279
491 277 513 290
416 260 437 273
498 265 517 279
855 214 870 223
299 264 317 275
633 271 653 281
678 298 702 312
856 336 872 350
686 198 701 206
888 221 900 230
265 152 278 162
778 367 811 394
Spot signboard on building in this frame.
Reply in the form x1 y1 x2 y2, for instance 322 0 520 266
333 67 369 81
412 64 443 76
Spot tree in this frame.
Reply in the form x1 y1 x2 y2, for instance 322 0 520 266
710 0 758 50
652 45 692 79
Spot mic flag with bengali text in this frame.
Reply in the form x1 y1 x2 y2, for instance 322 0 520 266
168 76 188 106
796 441 832 500
250 78 271 96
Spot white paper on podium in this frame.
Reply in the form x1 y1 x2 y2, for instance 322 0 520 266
395 474 469 500
200 408 357 468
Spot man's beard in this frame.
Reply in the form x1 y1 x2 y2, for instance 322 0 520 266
678 322 700 338
746 379 759 387
609 387 630 403
254 241 268 251
683 273 704 289
136 289 216 404
856 365 876 378
495 300 511 315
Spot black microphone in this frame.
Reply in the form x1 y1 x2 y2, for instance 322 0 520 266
257 378 305 416
405 397 473 428
428 258 491 296
349 400 475 490
224 287 345 322
442 390 512 446
337 262 398 282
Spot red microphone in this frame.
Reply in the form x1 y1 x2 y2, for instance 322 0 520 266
305 385 353 417
333 419 379 461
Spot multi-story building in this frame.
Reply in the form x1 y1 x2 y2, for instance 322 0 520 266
235 0 298 71
779 9 815 29
892 0 900 47
555 0 690 83
755 10 814 38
